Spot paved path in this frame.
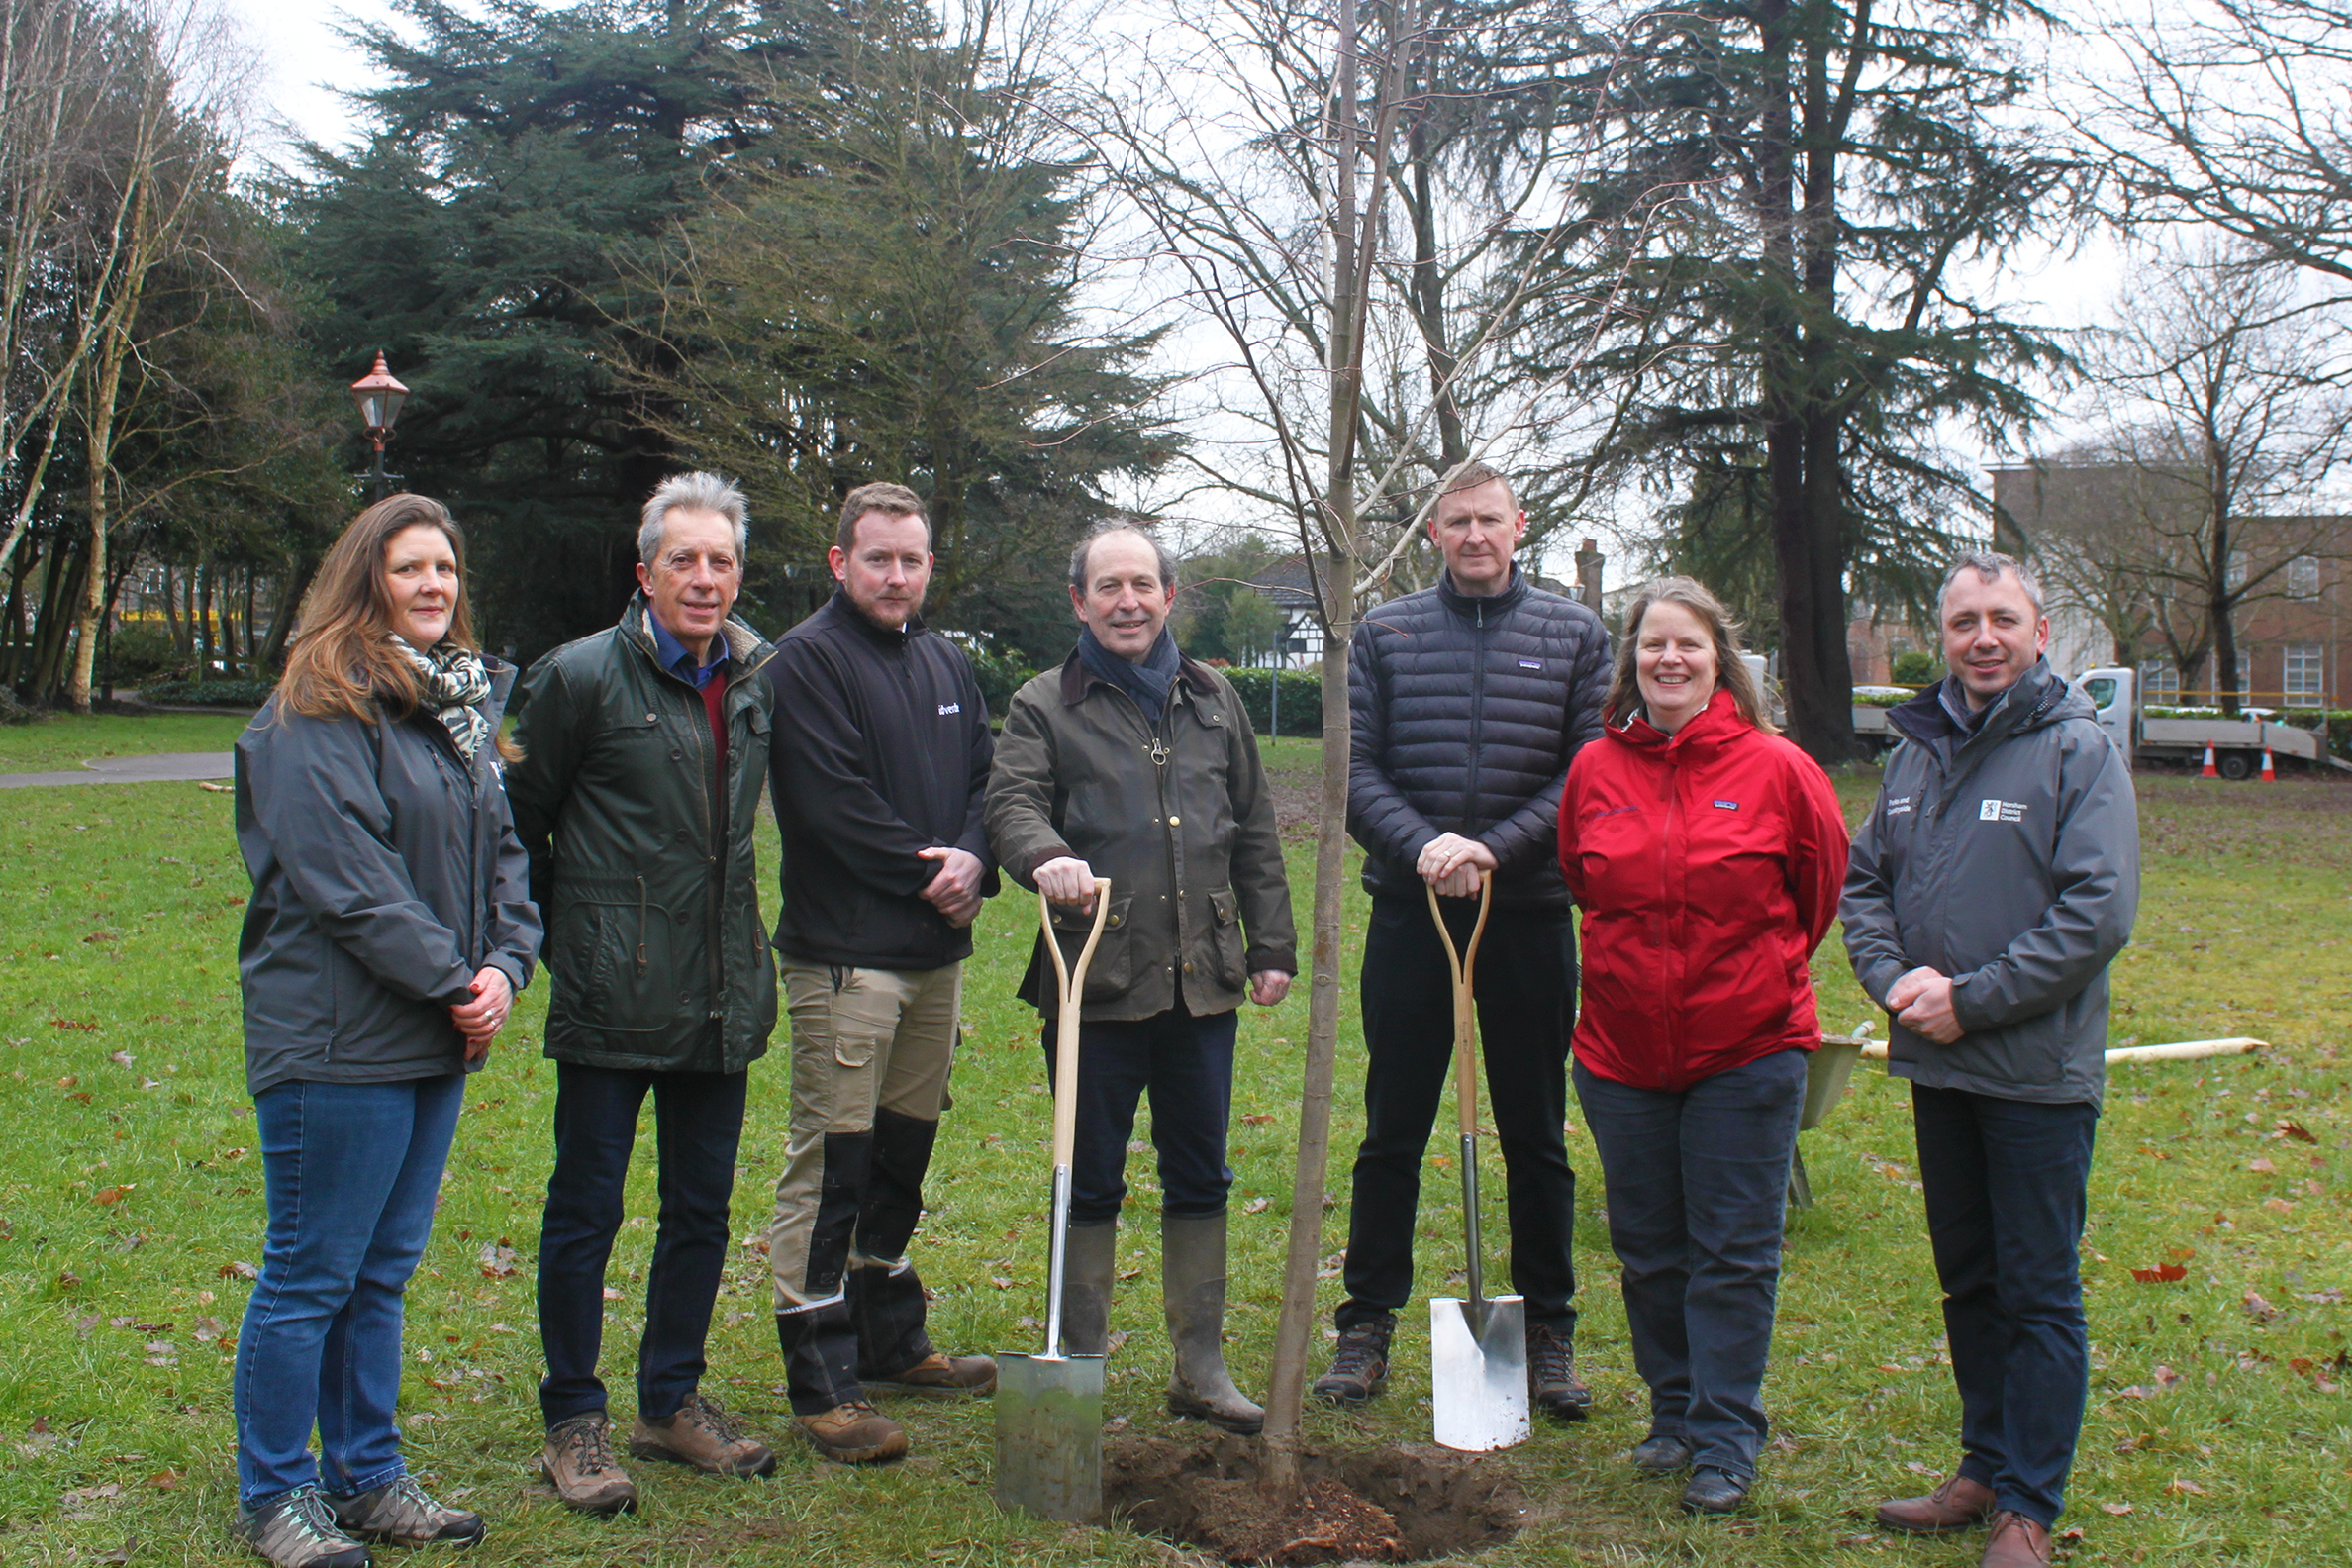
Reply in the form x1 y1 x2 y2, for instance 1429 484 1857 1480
0 752 233 789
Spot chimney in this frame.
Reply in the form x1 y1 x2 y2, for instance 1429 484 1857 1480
1574 538 1605 612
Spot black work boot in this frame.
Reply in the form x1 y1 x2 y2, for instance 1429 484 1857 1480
1161 1211 1264 1435
1527 1323 1592 1421
1312 1313 1394 1405
1059 1220 1119 1355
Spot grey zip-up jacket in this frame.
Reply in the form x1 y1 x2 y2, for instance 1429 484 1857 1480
1840 660 2138 1108
236 662 541 1097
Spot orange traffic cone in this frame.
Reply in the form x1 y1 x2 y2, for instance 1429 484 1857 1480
2261 746 2277 782
2201 740 2218 778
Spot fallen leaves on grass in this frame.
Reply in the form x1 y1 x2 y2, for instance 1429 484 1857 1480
92 1186 128 1206
477 1241 519 1279
2165 1478 2206 1497
1241 1113 1276 1127
2280 1121 2319 1144
2249 1157 2278 1174
2101 1502 2133 1516
2243 1289 2279 1323
218 1260 257 1281
50 1019 98 1031
1243 1196 1270 1214
2130 1263 2188 1283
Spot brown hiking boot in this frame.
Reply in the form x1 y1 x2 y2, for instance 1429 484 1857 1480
866 1351 997 1398
1981 1511 2052 1567
1876 1472 1996 1534
629 1392 776 1477
793 1401 909 1464
539 1415 638 1516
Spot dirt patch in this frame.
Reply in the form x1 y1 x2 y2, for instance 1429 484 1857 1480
1264 765 1323 840
1105 1432 1524 1565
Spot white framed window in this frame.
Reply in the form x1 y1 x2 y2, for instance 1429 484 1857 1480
2141 659 2181 704
2286 644 2325 707
2290 555 2321 599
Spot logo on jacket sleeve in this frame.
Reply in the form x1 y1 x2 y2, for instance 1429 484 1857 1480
1886 795 1912 816
1711 800 1739 811
1979 798 2027 822
1517 658 1543 670
937 702 961 716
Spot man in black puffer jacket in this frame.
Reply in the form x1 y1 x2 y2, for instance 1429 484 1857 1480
1317 460 1612 1421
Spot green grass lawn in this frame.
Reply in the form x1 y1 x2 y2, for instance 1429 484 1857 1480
0 743 2345 1566
0 711 251 773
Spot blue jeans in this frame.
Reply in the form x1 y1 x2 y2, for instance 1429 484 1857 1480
1574 1050 1806 1481
1911 1083 2100 1529
233 1074 465 1506
1041 1001 1236 1225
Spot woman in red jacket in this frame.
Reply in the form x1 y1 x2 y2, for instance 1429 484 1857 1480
1560 578 1848 1516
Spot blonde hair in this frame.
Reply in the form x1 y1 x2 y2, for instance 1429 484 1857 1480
1603 576 1776 734
278 495 517 759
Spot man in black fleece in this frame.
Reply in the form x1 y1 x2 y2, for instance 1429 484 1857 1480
1318 459 1613 1421
763 482 999 1464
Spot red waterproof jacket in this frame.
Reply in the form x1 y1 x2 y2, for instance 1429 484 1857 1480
1559 688 1850 1093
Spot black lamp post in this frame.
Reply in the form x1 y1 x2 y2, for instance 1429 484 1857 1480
349 349 409 501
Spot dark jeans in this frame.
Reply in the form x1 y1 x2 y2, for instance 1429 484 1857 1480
1912 1083 2100 1529
1041 1000 1237 1225
235 1074 464 1505
1574 1050 1807 1480
538 1062 747 1426
1338 895 1579 1334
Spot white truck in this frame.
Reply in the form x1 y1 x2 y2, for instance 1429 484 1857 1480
1845 669 2345 776
2075 665 2345 777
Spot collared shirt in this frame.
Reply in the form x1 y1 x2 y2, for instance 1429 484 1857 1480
1939 673 2001 734
647 610 729 690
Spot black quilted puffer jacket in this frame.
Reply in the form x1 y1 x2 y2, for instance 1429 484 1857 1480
1347 566 1612 911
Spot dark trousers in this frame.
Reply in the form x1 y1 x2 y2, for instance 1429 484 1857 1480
1338 895 1579 1334
1574 1050 1807 1480
1911 1083 2100 1529
538 1062 747 1427
1042 1000 1237 1225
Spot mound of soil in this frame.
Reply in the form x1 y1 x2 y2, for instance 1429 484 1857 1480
1105 1432 1524 1565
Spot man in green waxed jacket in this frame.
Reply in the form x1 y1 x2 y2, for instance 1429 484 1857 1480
984 519 1297 1438
505 473 781 1514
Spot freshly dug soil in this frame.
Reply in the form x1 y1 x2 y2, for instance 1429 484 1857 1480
1105 1432 1524 1565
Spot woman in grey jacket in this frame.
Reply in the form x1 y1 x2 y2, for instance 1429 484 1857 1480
230 495 540 1568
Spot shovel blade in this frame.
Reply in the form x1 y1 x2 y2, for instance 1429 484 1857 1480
1429 1294 1530 1452
992 1352 1106 1523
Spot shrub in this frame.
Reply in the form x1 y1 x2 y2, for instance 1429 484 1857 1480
1890 650 1941 685
139 678 274 709
2272 708 2352 758
1221 666 1323 735
106 624 184 685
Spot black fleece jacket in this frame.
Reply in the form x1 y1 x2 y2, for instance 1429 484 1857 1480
1348 566 1612 911
767 591 997 970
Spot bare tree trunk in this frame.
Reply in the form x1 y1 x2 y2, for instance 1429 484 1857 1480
197 557 215 678
259 552 316 671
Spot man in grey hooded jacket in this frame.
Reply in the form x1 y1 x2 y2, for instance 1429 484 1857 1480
1840 551 2137 1568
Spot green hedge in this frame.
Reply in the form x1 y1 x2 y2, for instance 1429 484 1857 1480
1221 667 1323 736
2269 708 2352 758
140 678 273 709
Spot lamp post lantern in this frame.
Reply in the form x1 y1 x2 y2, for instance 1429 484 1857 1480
349 349 409 501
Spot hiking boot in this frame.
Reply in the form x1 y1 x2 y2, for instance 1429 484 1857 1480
539 1414 638 1516
1162 1211 1264 1435
1630 1433 1695 1475
1876 1472 1996 1534
1312 1314 1394 1406
793 1401 909 1464
1981 1511 2053 1567
1526 1323 1592 1421
866 1351 998 1398
235 1484 371 1568
629 1392 776 1477
330 1476 484 1548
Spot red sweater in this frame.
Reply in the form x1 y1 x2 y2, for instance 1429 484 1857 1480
1559 688 1849 1093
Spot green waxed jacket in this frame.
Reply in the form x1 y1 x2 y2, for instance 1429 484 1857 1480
506 595 780 1073
985 649 1297 1023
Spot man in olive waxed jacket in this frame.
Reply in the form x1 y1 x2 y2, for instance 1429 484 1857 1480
506 473 780 1513
985 519 1295 1438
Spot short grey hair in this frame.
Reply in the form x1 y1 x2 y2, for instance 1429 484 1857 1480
1069 519 1178 592
638 472 749 567
1938 549 2043 618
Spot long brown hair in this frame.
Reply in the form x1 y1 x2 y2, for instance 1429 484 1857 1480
278 494 481 724
1602 576 1777 734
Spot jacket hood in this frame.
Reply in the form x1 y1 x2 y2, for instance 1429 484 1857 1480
1604 686 1748 758
1886 658 2086 749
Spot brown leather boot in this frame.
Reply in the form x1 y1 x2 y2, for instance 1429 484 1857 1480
793 1401 909 1464
1981 1511 2052 1567
867 1351 998 1397
539 1415 638 1516
1876 1472 1996 1534
628 1392 776 1477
